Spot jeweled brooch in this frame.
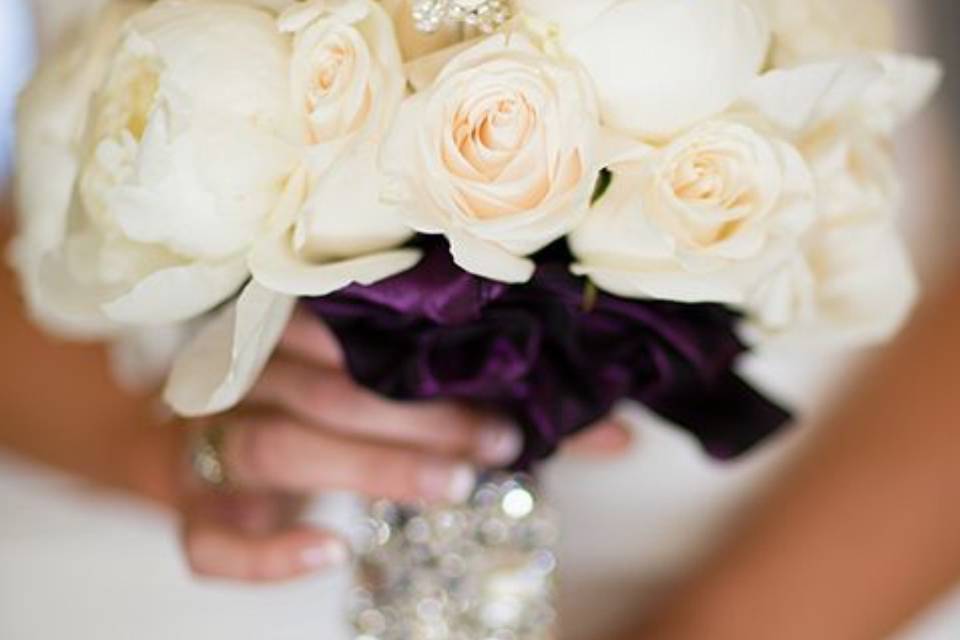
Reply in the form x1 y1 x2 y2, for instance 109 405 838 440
412 0 512 34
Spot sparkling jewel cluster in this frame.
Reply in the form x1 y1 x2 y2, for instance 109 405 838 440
350 475 557 640
411 0 512 34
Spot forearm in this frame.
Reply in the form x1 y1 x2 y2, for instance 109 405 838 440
630 269 960 640
0 222 181 506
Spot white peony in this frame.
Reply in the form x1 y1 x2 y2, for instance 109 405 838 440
17 0 303 331
741 53 941 344
525 0 770 140
746 224 918 347
382 28 612 284
12 0 150 336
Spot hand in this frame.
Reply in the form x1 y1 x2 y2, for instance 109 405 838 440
179 308 632 583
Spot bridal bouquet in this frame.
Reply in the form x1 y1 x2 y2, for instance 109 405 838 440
13 0 940 637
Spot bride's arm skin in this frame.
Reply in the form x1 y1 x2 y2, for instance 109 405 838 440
612 268 960 640
0 213 630 581
0 222 181 503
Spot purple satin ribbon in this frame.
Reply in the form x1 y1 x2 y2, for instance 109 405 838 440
309 240 790 469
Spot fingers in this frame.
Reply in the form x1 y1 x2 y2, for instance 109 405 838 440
221 416 477 504
271 309 628 465
563 419 634 458
182 493 349 583
248 357 521 466
277 307 345 369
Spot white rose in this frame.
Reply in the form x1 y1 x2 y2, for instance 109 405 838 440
571 120 815 304
12 0 149 336
249 0 420 297
20 0 302 330
758 0 895 68
382 29 609 283
554 0 770 139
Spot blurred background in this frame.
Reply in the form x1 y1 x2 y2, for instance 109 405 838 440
0 1 958 639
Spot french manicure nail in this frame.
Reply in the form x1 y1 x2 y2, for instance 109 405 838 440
302 539 350 570
419 463 476 504
477 422 523 465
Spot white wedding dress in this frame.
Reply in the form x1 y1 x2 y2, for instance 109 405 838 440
2 1 959 638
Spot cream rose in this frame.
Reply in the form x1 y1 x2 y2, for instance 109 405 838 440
571 120 815 304
17 0 303 331
280 0 404 159
382 29 607 283
533 0 770 140
758 0 895 68
248 0 420 297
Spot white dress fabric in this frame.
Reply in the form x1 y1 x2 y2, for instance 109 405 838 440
2 1 960 638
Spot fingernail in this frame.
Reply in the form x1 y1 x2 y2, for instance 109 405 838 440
419 463 476 504
302 539 350 570
476 422 523 465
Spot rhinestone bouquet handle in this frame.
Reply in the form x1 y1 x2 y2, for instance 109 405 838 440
349 474 558 640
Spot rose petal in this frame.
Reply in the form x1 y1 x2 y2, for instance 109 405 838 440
101 257 250 325
861 54 944 134
740 57 883 134
250 235 422 296
572 263 746 304
164 281 296 417
447 229 536 284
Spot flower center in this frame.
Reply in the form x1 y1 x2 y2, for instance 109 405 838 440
94 39 162 142
300 26 374 143
478 97 529 152
310 43 350 106
661 145 762 247
676 160 721 200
